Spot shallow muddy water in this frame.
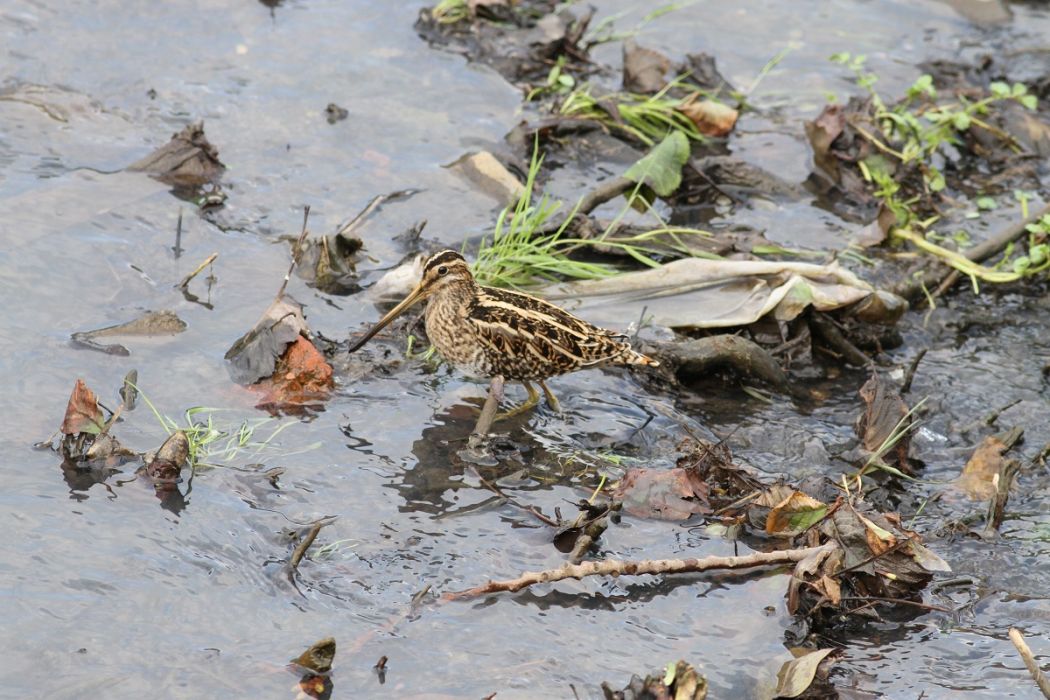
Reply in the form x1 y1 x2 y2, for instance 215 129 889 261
2 1 1049 698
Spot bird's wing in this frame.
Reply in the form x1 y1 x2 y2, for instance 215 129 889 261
468 288 626 368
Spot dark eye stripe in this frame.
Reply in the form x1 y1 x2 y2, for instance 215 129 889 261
423 250 464 273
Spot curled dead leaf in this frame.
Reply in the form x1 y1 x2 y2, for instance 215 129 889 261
252 336 334 410
765 490 828 537
61 378 104 436
773 648 837 699
225 296 308 385
677 98 738 138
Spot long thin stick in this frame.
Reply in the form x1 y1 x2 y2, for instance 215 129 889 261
177 252 218 288
277 206 311 301
445 542 836 599
1009 628 1050 699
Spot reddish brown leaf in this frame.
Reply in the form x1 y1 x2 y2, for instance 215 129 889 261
61 379 105 436
252 336 333 409
805 104 846 179
613 467 711 520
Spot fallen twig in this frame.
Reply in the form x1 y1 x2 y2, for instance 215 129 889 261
177 252 218 289
1009 628 1050 699
982 458 1021 538
444 542 836 599
277 206 311 301
335 189 420 245
288 517 335 574
809 312 872 367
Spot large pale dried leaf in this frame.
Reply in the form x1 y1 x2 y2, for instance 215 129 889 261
677 99 738 138
622 40 671 94
773 648 836 698
766 491 828 536
539 258 888 331
61 379 104 436
613 467 711 520
624 131 690 197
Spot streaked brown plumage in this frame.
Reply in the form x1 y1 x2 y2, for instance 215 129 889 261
349 250 658 416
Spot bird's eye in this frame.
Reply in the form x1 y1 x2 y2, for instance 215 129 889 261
437 266 449 276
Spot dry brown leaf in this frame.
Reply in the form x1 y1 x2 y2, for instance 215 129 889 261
819 574 841 605
61 378 104 436
622 39 671 94
677 98 738 138
956 434 1010 499
857 512 897 556
856 370 913 474
127 120 225 186
805 104 846 179
766 491 828 536
292 637 336 674
774 648 837 698
614 467 711 520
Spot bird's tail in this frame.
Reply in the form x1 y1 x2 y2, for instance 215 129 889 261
617 345 660 368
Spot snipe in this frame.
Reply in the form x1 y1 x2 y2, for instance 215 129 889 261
348 250 659 419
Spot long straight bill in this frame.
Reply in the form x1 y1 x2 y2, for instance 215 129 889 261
347 283 427 353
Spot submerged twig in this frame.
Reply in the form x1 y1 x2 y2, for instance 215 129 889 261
1009 628 1050 699
173 208 184 258
982 458 1020 538
444 542 835 599
809 312 872 367
901 348 927 394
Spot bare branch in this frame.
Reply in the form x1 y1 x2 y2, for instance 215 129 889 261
445 542 836 599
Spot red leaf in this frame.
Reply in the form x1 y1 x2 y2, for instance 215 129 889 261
60 379 105 436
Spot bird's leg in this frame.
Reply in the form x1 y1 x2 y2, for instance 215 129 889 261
470 374 506 440
493 381 540 422
538 380 561 413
